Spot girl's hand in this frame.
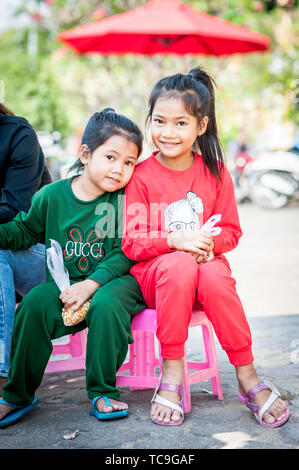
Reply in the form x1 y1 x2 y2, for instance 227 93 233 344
189 249 214 265
60 279 99 312
167 229 214 257
188 251 208 265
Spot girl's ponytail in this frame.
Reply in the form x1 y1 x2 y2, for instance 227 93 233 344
188 66 224 182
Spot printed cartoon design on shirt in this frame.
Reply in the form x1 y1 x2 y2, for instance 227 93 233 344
164 191 204 232
63 226 104 273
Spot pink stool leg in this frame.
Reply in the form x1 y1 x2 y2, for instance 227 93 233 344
45 330 87 373
69 332 84 357
130 330 156 391
202 323 224 400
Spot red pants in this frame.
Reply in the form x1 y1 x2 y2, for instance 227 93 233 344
130 251 253 367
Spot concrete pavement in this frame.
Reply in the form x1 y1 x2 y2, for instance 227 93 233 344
0 202 298 450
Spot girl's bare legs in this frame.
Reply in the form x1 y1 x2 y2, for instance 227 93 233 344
151 358 184 423
236 363 287 424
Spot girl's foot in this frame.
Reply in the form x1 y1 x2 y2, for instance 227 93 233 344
0 398 15 421
236 365 288 425
0 377 8 394
151 358 183 424
95 397 128 414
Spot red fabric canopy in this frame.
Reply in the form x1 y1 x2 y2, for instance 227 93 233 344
58 0 270 56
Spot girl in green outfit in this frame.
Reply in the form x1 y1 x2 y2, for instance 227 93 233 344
0 108 146 427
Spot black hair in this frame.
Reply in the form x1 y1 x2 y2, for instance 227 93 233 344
146 66 224 182
0 103 14 116
69 108 143 175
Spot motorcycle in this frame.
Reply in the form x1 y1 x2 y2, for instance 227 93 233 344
239 148 299 210
230 149 255 204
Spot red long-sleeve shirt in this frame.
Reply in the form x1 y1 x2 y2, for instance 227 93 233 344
122 152 242 262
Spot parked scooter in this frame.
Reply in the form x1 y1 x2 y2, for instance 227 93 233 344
239 147 299 210
231 148 255 204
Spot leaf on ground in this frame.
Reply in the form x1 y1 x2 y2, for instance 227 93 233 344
63 429 80 440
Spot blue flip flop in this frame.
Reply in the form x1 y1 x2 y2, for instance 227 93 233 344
0 397 39 428
89 396 128 420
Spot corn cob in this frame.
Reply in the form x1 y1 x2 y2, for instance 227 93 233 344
62 299 91 326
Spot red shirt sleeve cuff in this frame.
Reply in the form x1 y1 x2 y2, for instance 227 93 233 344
212 234 224 255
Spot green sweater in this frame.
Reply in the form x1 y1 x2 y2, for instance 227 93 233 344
0 178 135 286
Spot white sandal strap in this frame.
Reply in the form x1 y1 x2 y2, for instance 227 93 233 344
257 381 281 424
263 380 281 397
153 393 184 416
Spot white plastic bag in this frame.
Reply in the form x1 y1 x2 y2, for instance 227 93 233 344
46 239 90 326
201 214 222 261
46 239 70 292
201 214 222 235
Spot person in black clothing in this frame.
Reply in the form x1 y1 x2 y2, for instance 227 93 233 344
0 104 52 222
0 103 52 391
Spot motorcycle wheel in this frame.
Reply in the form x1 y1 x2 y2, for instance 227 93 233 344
249 179 288 210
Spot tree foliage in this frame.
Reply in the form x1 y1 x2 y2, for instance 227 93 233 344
0 0 298 149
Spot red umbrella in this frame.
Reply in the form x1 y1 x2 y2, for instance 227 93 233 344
58 0 270 56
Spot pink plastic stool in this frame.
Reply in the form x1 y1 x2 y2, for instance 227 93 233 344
116 308 223 413
45 330 88 373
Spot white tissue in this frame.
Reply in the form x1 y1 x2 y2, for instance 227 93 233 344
201 214 222 236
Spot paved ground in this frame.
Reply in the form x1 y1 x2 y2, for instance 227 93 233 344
0 201 298 451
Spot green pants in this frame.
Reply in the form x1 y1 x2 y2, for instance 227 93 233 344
2 274 146 406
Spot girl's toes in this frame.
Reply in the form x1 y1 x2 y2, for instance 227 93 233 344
271 399 287 420
263 411 275 424
112 403 122 411
171 410 181 422
109 399 128 411
163 409 171 423
276 404 287 421
102 404 113 413
151 404 158 418
96 398 112 413
277 412 286 421
158 408 166 422
274 407 285 420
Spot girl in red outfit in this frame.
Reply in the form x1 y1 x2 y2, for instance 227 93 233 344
122 67 289 428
